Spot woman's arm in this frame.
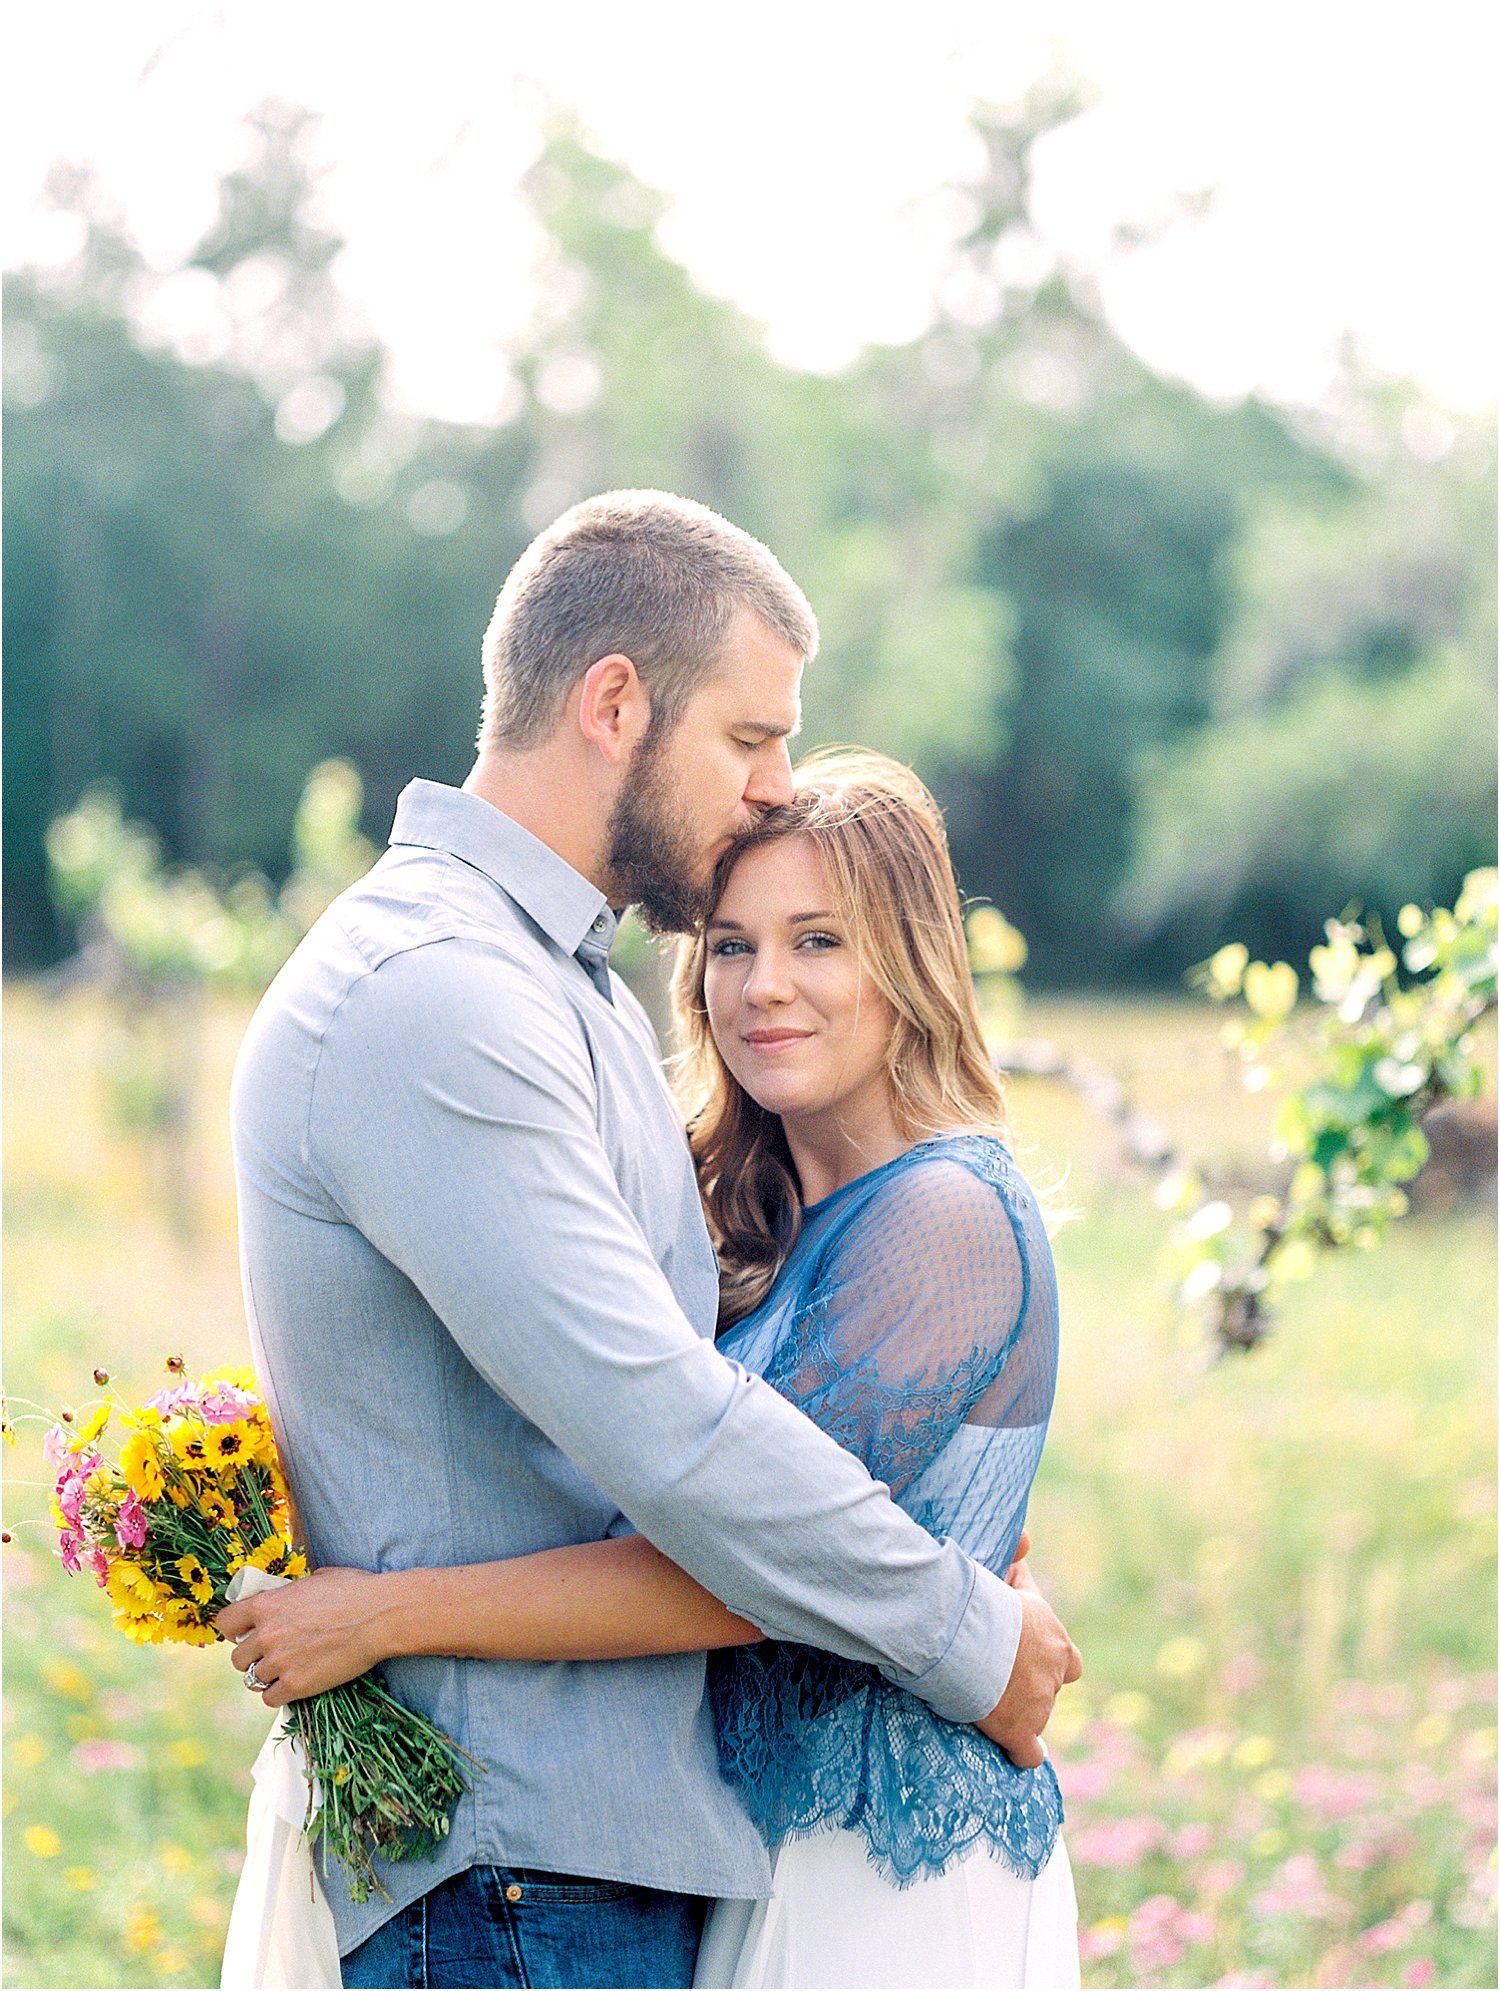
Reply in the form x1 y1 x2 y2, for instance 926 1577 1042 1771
216 1533 764 1707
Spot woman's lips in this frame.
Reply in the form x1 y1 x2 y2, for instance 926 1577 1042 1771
742 1028 813 1050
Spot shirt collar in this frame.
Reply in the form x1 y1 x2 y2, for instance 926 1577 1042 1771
388 779 617 959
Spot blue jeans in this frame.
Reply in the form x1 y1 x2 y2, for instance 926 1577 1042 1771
340 1865 708 1989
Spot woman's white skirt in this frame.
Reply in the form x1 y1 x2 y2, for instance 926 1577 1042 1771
694 1828 1080 1991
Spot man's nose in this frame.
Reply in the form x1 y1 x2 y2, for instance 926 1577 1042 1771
744 740 794 809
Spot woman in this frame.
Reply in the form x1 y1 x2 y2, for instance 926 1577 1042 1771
223 748 1079 1990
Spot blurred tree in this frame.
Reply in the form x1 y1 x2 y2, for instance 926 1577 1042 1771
1118 403 1497 963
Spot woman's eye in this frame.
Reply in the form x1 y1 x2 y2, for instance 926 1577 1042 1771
798 931 840 950
709 937 751 957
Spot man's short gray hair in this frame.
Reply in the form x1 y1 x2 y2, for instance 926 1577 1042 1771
478 490 819 750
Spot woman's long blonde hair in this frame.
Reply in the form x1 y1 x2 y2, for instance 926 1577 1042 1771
672 747 1010 1329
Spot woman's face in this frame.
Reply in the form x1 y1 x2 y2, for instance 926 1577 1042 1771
703 836 898 1136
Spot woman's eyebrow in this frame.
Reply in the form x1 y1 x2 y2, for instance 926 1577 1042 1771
706 911 835 931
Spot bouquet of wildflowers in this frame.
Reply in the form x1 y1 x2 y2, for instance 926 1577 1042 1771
42 1360 477 1903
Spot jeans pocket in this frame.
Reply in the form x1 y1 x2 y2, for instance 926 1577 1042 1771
486 1866 642 1906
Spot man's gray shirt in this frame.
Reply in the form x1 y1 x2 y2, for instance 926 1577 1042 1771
230 779 1022 1954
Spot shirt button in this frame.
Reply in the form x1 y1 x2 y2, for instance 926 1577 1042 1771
591 913 608 933
505 1883 523 1903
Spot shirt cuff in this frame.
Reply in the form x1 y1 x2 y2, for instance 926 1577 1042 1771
894 1559 1022 1724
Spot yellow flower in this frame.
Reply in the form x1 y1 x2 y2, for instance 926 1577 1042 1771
72 1402 112 1447
64 1866 98 1892
10 1735 48 1769
23 1825 62 1858
199 1489 237 1530
203 1363 259 1394
114 1610 166 1645
1233 1735 1276 1769
41 1658 93 1702
281 1551 308 1579
174 1554 213 1604
122 1405 162 1431
153 1947 190 1976
124 1905 163 1953
202 1423 255 1470
106 1563 159 1618
1155 1635 1208 1678
167 1423 212 1473
120 1430 166 1502
168 1738 207 1769
159 1843 194 1876
247 1536 285 1573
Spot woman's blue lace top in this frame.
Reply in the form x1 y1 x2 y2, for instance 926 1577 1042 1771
709 1133 1064 1885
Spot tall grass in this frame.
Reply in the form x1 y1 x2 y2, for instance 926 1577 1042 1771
3 987 1495 1989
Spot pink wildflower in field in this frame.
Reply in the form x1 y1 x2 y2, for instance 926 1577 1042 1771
1251 1851 1340 1922
115 1489 148 1550
1054 1755 1113 1802
1333 1837 1381 1871
1292 1763 1380 1821
1128 1895 1188 1975
1073 1815 1163 1868
1404 1957 1436 1987
1171 1822 1212 1858
1212 1973 1275 1988
1197 1858 1247 1900
1221 1652 1263 1694
72 1737 145 1773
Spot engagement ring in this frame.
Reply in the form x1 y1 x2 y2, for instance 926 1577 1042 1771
244 1660 265 1692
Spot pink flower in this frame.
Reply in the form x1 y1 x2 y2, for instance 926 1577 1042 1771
1072 1815 1163 1868
42 1425 70 1466
115 1490 148 1551
1172 1822 1212 1859
1292 1763 1379 1822
1404 1956 1436 1986
198 1383 261 1425
57 1529 83 1576
1198 1859 1247 1900
1251 1853 1339 1922
147 1382 201 1418
1335 1838 1381 1871
1221 1652 1264 1694
1078 1926 1124 1961
1362 1917 1411 1954
72 1737 144 1774
1054 1756 1113 1802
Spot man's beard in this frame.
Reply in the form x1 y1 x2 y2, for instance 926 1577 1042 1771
604 729 716 936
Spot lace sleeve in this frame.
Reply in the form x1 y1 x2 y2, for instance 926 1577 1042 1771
762 1145 1055 1505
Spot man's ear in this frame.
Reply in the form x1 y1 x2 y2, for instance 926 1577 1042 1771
575 653 651 764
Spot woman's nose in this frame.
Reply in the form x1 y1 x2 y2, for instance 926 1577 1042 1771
743 946 794 1005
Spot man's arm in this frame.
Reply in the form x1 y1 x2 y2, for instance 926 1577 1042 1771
300 939 1071 1739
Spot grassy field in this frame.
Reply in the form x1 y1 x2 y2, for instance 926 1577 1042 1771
3 984 1495 1989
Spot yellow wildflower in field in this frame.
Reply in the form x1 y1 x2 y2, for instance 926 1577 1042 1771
64 1867 98 1892
120 1429 166 1500
1254 1769 1291 1801
10 1735 49 1768
153 1948 190 1976
168 1738 207 1768
1155 1635 1208 1678
159 1843 194 1876
124 1906 163 1953
1104 1690 1153 1727
1414 1712 1451 1749
41 1658 93 1702
23 1825 61 1858
1251 1827 1287 1856
1233 1735 1276 1769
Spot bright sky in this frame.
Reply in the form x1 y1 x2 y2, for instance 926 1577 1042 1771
4 0 1495 424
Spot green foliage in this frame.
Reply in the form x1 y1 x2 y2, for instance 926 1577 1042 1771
4 91 1493 992
1162 869 1498 1351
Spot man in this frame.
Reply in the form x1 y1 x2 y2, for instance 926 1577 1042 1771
226 491 1080 1988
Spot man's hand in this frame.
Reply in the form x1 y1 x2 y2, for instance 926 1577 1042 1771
215 1566 393 1707
973 1565 1082 1768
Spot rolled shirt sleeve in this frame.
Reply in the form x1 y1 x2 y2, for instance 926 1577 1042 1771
307 937 1020 1723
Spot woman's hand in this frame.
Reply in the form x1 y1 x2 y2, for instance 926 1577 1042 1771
1005 1528 1037 1591
215 1566 395 1707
